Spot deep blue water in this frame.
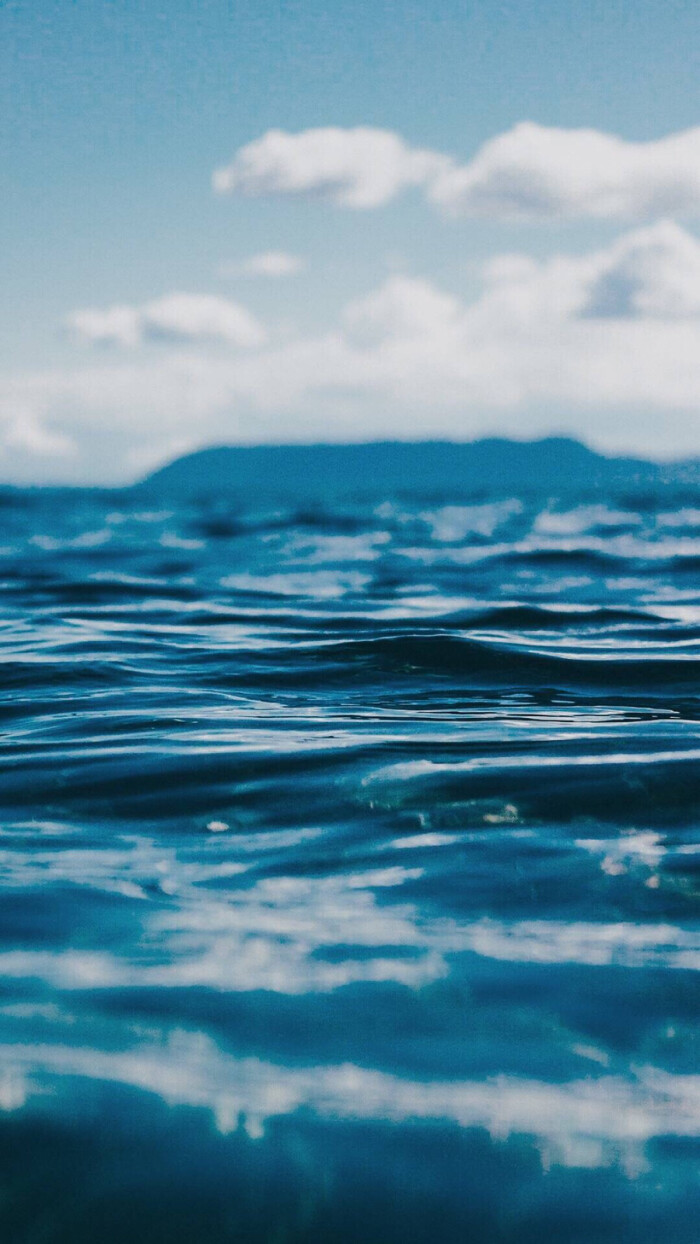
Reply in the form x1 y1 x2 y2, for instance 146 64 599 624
0 483 698 1242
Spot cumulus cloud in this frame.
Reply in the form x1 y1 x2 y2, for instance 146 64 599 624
213 126 450 209
579 220 700 318
220 250 305 279
478 219 700 322
214 122 700 221
3 223 700 482
67 292 267 349
431 122 700 219
342 275 462 346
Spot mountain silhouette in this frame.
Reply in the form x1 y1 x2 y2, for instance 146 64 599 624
143 437 699 498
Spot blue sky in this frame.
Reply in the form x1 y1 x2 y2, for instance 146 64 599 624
2 0 700 481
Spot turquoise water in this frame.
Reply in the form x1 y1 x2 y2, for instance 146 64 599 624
0 484 698 1241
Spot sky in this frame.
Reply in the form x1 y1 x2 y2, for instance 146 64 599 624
2 0 700 483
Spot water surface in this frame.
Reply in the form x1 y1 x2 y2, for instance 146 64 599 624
0 484 698 1241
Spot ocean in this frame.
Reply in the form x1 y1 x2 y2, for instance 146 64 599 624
0 480 698 1241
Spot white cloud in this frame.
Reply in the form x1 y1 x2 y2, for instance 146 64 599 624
1 409 75 458
67 292 267 349
213 126 450 209
220 250 305 279
432 122 700 219
3 223 700 481
214 122 700 222
68 304 142 348
579 220 700 318
477 219 700 323
343 275 462 346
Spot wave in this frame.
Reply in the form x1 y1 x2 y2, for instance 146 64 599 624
0 483 698 1236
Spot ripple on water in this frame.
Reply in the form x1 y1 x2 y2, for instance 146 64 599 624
0 485 698 1241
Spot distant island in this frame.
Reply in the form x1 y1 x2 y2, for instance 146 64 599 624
142 437 700 498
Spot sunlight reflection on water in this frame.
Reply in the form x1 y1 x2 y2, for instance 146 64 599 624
0 484 698 1240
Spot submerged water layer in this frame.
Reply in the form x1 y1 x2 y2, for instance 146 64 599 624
0 484 698 1242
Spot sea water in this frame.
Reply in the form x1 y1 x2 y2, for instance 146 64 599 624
0 483 698 1241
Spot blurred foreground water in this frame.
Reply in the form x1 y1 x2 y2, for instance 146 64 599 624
0 481 698 1241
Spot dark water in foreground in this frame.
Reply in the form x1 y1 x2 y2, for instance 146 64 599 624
0 484 698 1242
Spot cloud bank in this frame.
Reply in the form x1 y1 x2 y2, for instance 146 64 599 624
2 222 700 481
215 123 700 221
